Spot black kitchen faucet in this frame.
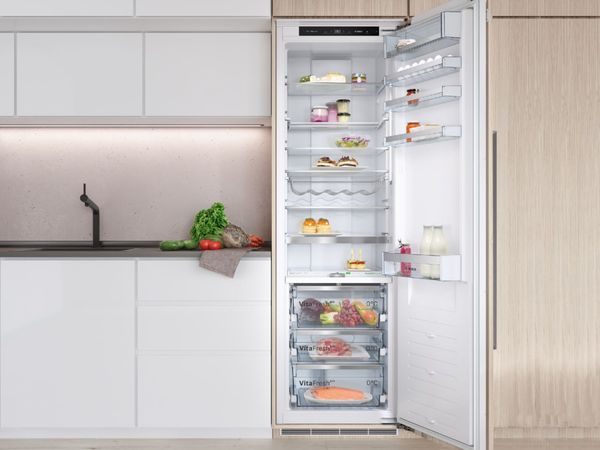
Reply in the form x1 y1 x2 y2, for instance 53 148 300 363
79 183 101 247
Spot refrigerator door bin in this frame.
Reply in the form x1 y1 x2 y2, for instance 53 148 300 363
382 252 462 281
385 85 462 113
291 364 385 408
291 329 386 364
384 56 461 87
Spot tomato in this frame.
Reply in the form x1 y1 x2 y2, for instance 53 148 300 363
208 241 222 250
199 240 211 250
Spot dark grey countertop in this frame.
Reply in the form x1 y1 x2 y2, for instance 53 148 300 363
0 242 271 258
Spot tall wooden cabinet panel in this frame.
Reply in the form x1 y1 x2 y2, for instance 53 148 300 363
0 34 14 116
490 19 600 432
491 0 600 16
272 0 407 17
409 0 448 16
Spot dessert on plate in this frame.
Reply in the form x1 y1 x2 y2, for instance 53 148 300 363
347 248 367 270
316 218 331 234
302 218 317 234
316 156 337 167
337 156 359 168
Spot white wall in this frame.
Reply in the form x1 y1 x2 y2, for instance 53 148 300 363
0 128 271 241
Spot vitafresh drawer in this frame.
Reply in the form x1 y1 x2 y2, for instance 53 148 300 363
291 329 385 364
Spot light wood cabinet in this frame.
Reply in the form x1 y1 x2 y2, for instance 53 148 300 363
491 0 600 16
0 260 136 428
490 18 600 433
409 0 448 16
0 34 14 116
273 0 407 17
0 0 133 16
17 33 143 116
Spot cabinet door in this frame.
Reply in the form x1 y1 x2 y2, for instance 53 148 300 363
409 0 448 16
0 34 14 116
491 0 600 16
0 260 135 428
145 33 270 117
0 0 133 16
490 19 600 431
273 0 407 17
136 0 270 17
17 33 142 116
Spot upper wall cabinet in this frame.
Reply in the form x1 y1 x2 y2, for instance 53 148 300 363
409 0 448 16
145 33 271 117
0 34 14 116
491 0 600 16
136 0 270 17
17 33 143 116
273 0 407 17
0 0 133 16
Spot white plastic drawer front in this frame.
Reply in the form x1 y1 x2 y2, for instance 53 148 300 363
136 0 270 16
137 259 270 301
0 0 133 16
138 304 270 351
138 353 270 428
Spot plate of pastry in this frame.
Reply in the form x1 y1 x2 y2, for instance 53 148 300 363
301 218 341 236
314 156 364 170
347 248 368 271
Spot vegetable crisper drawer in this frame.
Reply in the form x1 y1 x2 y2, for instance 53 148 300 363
291 285 386 329
291 364 385 408
291 330 385 364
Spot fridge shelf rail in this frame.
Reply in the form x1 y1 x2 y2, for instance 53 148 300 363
384 11 462 61
286 205 389 211
385 85 461 113
386 125 461 147
288 121 385 131
286 147 389 156
384 56 461 87
287 234 390 245
382 251 461 281
287 81 383 96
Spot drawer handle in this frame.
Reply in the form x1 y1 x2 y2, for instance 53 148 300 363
428 370 436 376
427 333 437 339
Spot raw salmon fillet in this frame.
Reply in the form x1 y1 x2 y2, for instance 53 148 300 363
311 386 365 401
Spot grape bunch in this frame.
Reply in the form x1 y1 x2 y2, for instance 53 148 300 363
335 299 363 327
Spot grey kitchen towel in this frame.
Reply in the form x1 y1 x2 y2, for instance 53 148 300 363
199 248 251 278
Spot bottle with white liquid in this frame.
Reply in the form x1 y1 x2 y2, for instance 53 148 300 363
430 225 447 280
420 226 434 278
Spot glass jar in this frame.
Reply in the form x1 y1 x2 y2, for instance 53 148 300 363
430 225 447 280
336 99 351 114
406 121 421 142
326 102 338 122
420 225 434 279
310 106 329 123
352 73 367 84
337 112 351 123
406 88 420 105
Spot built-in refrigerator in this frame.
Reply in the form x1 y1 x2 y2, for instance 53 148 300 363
274 1 487 449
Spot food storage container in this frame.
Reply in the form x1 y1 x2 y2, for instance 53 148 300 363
326 102 338 122
337 112 351 123
336 99 351 114
406 121 421 142
291 330 385 364
310 106 329 122
406 88 420 105
352 73 367 83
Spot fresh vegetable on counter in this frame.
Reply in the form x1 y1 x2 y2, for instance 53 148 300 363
190 202 228 242
159 240 186 251
248 234 264 248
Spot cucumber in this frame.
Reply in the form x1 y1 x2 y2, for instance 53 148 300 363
159 240 185 251
183 239 198 250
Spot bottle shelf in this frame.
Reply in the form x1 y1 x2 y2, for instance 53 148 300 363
288 121 383 131
385 125 461 147
287 82 383 96
287 234 390 245
384 56 461 87
385 85 461 113
286 169 388 182
384 11 461 61
382 251 461 281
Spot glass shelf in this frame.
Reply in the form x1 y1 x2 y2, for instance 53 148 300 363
287 235 390 245
384 56 461 87
384 11 461 61
385 125 461 147
288 121 383 131
287 82 383 96
287 147 389 156
385 85 461 113
382 251 461 281
286 205 388 211
286 169 388 182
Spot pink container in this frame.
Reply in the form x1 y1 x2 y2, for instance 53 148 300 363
310 106 328 122
326 102 338 122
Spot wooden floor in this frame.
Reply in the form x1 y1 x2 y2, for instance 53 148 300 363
0 439 598 450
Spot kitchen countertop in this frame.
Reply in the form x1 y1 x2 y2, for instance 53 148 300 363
0 242 271 258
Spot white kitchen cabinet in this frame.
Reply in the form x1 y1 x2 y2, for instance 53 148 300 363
0 0 133 16
144 33 271 117
0 34 14 116
136 0 270 17
0 259 136 428
17 33 142 116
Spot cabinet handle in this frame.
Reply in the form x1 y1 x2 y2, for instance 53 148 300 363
492 130 498 350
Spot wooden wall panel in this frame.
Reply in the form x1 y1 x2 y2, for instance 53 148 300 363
272 0 408 17
409 0 448 16
491 0 600 16
489 18 600 431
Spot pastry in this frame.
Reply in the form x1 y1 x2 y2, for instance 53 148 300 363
347 249 366 270
319 72 346 83
316 218 331 234
302 218 317 234
337 156 359 168
316 156 337 168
